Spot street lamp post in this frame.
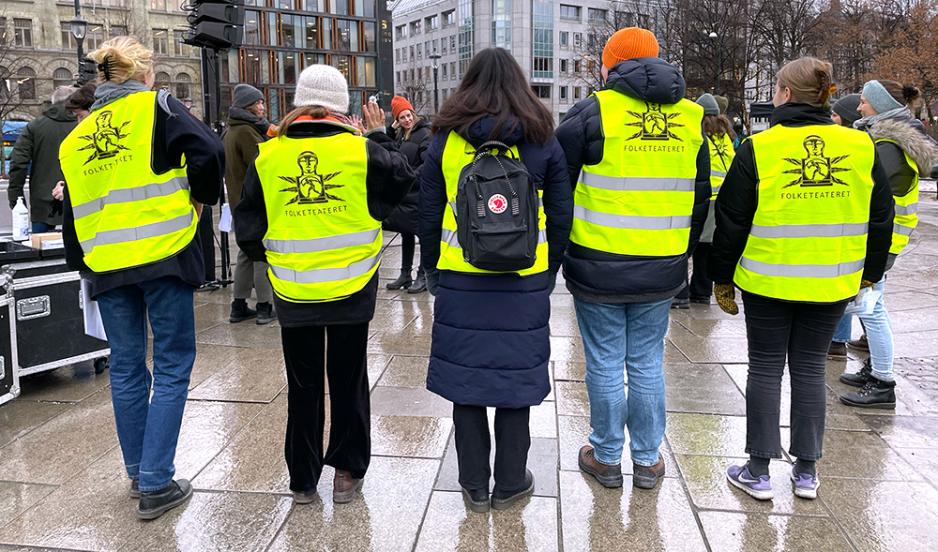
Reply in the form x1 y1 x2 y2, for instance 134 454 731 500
708 31 719 94
69 0 88 84
429 52 441 114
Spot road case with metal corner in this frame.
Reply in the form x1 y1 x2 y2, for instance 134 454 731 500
2 259 109 378
0 294 19 406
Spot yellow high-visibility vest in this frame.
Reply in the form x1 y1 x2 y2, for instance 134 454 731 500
256 131 381 302
734 124 877 302
708 132 735 200
570 89 704 256
59 91 197 272
437 131 548 276
876 138 919 255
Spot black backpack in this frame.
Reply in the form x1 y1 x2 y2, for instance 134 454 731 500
454 141 539 272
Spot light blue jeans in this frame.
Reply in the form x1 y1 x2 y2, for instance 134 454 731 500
833 279 894 382
574 298 671 466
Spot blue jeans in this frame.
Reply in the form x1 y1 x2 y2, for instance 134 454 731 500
574 298 671 466
31 221 55 233
96 277 196 492
832 278 893 381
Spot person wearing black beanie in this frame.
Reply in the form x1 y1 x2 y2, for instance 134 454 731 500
831 94 861 127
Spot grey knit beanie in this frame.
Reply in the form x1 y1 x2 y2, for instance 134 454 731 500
696 93 720 116
832 94 861 126
294 65 349 113
232 84 264 109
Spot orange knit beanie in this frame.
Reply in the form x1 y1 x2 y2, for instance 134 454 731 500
601 27 660 69
391 95 415 120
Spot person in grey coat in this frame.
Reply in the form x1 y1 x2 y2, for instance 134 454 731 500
8 86 78 232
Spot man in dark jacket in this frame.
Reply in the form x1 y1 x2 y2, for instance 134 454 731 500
223 84 275 324
555 28 710 492
9 86 78 232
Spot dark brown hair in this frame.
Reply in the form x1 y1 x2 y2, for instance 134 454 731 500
703 114 735 140
65 82 96 112
432 48 554 145
877 80 922 106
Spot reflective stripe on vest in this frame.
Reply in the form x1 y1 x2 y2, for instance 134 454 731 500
59 91 197 273
256 130 380 303
436 131 549 276
570 90 703 257
733 124 876 302
877 138 920 255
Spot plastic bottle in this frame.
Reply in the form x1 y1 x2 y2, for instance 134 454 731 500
12 196 30 241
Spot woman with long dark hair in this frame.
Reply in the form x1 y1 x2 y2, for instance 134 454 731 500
420 48 573 513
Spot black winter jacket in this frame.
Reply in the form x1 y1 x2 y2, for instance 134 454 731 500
555 58 711 303
707 103 895 291
235 122 415 327
9 104 77 225
383 119 431 235
63 94 224 298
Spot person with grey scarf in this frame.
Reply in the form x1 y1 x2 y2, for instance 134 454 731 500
833 79 938 409
223 84 275 324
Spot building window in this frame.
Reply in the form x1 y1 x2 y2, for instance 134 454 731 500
332 55 350 80
331 0 349 16
355 0 375 18
443 9 456 28
425 15 439 31
303 0 321 10
13 19 32 47
149 0 167 10
304 16 320 48
268 12 279 47
86 25 105 50
573 32 582 49
155 71 171 91
277 0 295 9
441 63 448 79
416 43 422 60
17 67 36 99
449 61 456 80
491 0 511 49
588 8 608 22
0 18 6 45
336 19 358 51
574 86 582 100
110 25 127 38
560 59 568 73
153 29 169 54
174 30 193 56
410 20 421 36
559 31 569 49
402 47 407 62
243 11 261 45
395 24 406 40
559 86 568 103
277 52 297 85
532 1 553 79
450 35 456 51
53 67 73 89
61 22 78 49
364 22 376 51
532 84 550 99
559 5 580 21
573 59 581 73
175 72 192 99
441 38 447 54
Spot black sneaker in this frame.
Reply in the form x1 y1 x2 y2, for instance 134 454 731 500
671 298 690 310
461 486 490 513
255 302 276 325
491 470 535 510
847 334 869 351
839 358 872 387
827 341 847 361
386 271 413 290
137 479 194 520
229 299 257 323
840 377 897 409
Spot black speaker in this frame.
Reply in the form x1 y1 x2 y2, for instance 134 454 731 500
184 0 245 50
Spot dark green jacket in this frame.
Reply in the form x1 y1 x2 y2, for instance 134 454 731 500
9 104 77 224
223 109 268 210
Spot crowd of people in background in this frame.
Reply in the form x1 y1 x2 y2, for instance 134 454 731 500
7 21 933 522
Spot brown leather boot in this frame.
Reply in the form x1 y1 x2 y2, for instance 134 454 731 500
633 456 666 490
333 470 363 504
578 445 623 488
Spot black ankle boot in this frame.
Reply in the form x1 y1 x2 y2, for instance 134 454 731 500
386 269 413 290
408 268 427 294
255 302 276 325
137 479 193 520
229 299 257 323
839 358 872 387
840 376 896 409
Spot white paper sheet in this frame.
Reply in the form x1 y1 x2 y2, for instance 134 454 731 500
219 203 233 233
81 279 108 341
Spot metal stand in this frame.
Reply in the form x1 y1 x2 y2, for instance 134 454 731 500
198 47 233 289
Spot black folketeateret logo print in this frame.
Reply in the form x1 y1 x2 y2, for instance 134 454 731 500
279 151 345 205
782 135 850 188
625 102 685 141
77 111 131 165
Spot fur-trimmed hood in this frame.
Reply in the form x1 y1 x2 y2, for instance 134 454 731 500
867 119 938 175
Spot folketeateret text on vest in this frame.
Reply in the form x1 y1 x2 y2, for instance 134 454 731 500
779 190 851 200
624 144 686 153
284 205 349 217
81 153 134 176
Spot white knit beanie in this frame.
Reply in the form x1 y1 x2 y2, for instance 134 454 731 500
293 64 349 113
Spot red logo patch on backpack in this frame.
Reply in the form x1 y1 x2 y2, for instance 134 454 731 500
488 194 508 214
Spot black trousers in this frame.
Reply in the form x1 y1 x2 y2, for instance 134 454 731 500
742 292 847 461
400 233 415 271
676 243 713 300
281 323 371 492
453 404 530 493
198 205 215 282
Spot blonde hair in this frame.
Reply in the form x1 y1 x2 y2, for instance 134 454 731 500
88 36 153 84
776 57 835 107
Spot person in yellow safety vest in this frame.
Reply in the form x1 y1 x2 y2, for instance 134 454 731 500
234 64 415 506
418 48 573 513
833 80 938 408
672 93 736 308
555 27 711 492
707 57 895 502
59 37 225 520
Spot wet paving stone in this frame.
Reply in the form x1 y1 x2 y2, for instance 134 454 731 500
664 364 746 416
0 399 69 448
436 435 560 498
0 482 56 529
556 414 680 477
376 355 429 388
666 413 790 459
371 415 452 458
697 511 854 552
187 347 286 403
16 363 111 403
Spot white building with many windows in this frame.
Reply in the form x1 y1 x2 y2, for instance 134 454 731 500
389 0 662 122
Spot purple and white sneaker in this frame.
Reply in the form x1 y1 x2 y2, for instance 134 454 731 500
790 468 819 499
726 463 774 501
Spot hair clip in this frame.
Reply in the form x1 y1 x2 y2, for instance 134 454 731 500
97 55 113 81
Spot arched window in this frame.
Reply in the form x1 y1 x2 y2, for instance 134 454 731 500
53 67 73 89
17 67 36 100
175 72 191 99
155 71 171 91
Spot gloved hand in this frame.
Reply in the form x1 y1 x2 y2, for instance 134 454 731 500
860 279 875 288
425 267 440 296
547 269 558 294
714 283 739 315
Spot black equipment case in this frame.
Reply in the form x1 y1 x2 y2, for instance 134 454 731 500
2 258 109 378
0 294 18 406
